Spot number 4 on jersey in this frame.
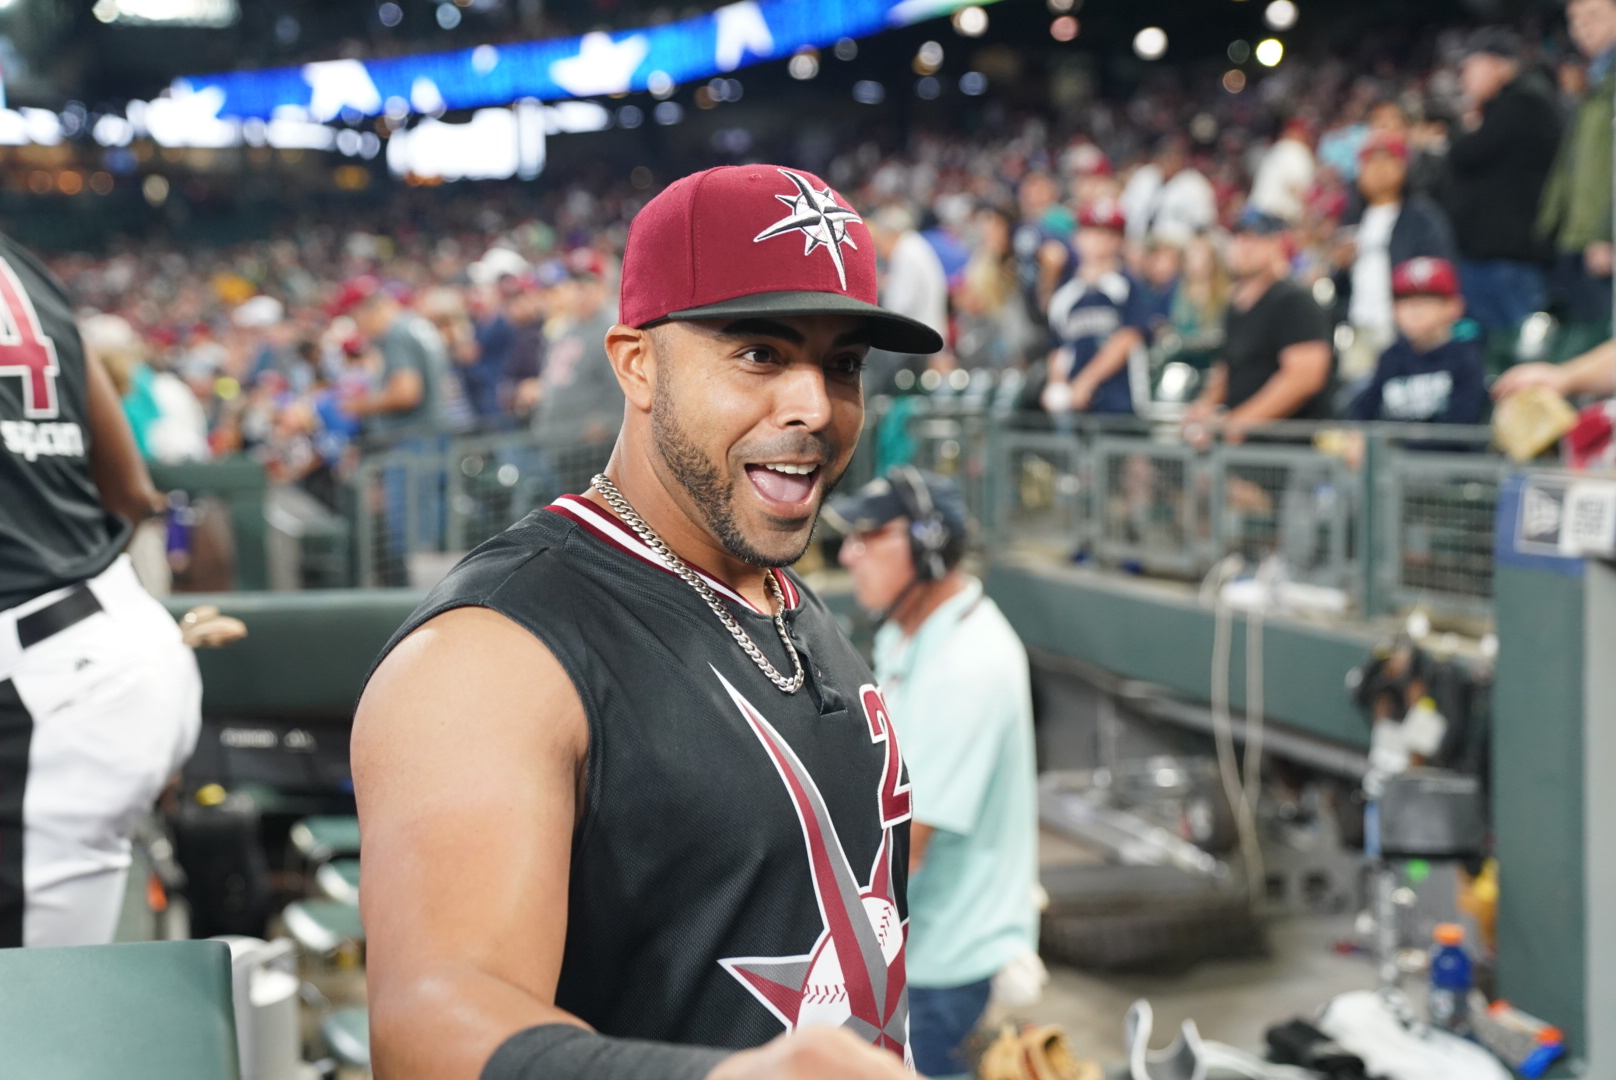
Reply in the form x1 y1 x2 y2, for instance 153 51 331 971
0 257 59 419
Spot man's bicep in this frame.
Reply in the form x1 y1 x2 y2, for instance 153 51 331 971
353 606 587 1002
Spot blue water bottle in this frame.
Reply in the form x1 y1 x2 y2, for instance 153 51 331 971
1429 923 1473 1033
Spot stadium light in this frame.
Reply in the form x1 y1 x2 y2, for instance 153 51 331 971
1222 69 1246 93
378 3 402 28
952 6 987 37
853 80 885 104
1133 27 1167 61
436 2 460 29
1264 0 1297 31
93 0 238 25
1051 16 1077 42
788 49 819 80
1047 0 1075 11
1255 37 1284 66
916 40 944 72
1228 39 1250 63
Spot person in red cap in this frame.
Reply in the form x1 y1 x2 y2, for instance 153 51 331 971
1041 198 1139 415
354 164 941 1080
1347 257 1487 426
1334 132 1456 380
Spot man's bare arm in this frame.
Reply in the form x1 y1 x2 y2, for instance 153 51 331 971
1070 326 1142 410
354 608 913 1080
354 607 588 1080
1227 340 1331 428
351 368 424 417
84 349 164 524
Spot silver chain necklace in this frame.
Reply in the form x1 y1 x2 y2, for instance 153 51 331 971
590 473 805 694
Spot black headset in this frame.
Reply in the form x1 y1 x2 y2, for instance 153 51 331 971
889 465 952 583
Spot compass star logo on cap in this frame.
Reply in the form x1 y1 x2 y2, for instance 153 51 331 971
753 169 864 290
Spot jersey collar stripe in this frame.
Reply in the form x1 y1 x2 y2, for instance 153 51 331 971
546 494 798 614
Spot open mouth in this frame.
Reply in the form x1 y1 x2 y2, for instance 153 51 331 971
744 462 823 510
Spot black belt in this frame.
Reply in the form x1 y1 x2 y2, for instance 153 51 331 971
15 585 103 649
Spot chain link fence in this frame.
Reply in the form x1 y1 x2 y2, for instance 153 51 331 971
353 432 613 588
333 397 1509 620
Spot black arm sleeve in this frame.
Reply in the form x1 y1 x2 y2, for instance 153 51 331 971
482 1025 730 1080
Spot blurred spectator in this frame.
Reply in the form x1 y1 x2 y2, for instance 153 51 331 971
1538 0 1616 337
1248 117 1317 224
416 285 484 429
1184 209 1333 446
1011 171 1075 333
1127 234 1185 346
870 204 951 343
464 246 531 422
529 254 623 447
1367 100 1447 202
954 205 1039 370
1119 135 1217 246
1337 133 1457 377
503 267 558 420
1448 28 1562 333
1042 199 1136 415
81 313 209 463
1349 257 1487 425
331 276 453 441
870 204 952 393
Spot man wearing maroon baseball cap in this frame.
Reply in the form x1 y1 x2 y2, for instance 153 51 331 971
356 165 930 1080
1347 257 1487 426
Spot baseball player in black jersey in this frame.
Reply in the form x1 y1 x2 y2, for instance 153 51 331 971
0 233 202 947
355 165 942 1080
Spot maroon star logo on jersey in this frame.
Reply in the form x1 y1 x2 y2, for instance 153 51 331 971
712 670 910 1063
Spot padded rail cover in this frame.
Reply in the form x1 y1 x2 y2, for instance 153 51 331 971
0 939 240 1080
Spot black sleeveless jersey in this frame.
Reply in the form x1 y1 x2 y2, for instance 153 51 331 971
0 233 127 611
377 493 912 1059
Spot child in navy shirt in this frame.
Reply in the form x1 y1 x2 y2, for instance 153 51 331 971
1348 257 1487 426
1043 198 1136 415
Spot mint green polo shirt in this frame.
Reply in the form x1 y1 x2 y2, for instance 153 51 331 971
874 577 1039 988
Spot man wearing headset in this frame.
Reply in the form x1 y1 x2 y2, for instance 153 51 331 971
828 468 1040 1079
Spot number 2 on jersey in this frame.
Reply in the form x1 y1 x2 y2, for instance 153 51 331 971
860 686 912 829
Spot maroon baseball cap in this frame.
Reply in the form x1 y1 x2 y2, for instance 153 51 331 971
1077 198 1127 231
1393 257 1460 299
619 164 943 355
1359 133 1409 163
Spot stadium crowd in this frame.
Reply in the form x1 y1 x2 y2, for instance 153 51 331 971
45 4 1616 511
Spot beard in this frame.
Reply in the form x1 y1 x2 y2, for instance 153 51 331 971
651 378 843 568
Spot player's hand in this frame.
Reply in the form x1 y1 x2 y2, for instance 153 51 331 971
706 1028 911 1080
1491 362 1567 400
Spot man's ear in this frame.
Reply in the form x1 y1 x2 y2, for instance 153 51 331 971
606 324 656 411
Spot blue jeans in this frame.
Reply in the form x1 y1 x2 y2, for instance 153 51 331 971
910 978 992 1079
1552 251 1614 328
1457 260 1545 333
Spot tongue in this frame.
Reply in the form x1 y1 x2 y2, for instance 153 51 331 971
747 466 815 505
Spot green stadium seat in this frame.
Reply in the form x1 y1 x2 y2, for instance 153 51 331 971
289 815 361 864
0 939 239 1080
322 1006 371 1068
282 898 365 954
316 857 361 905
